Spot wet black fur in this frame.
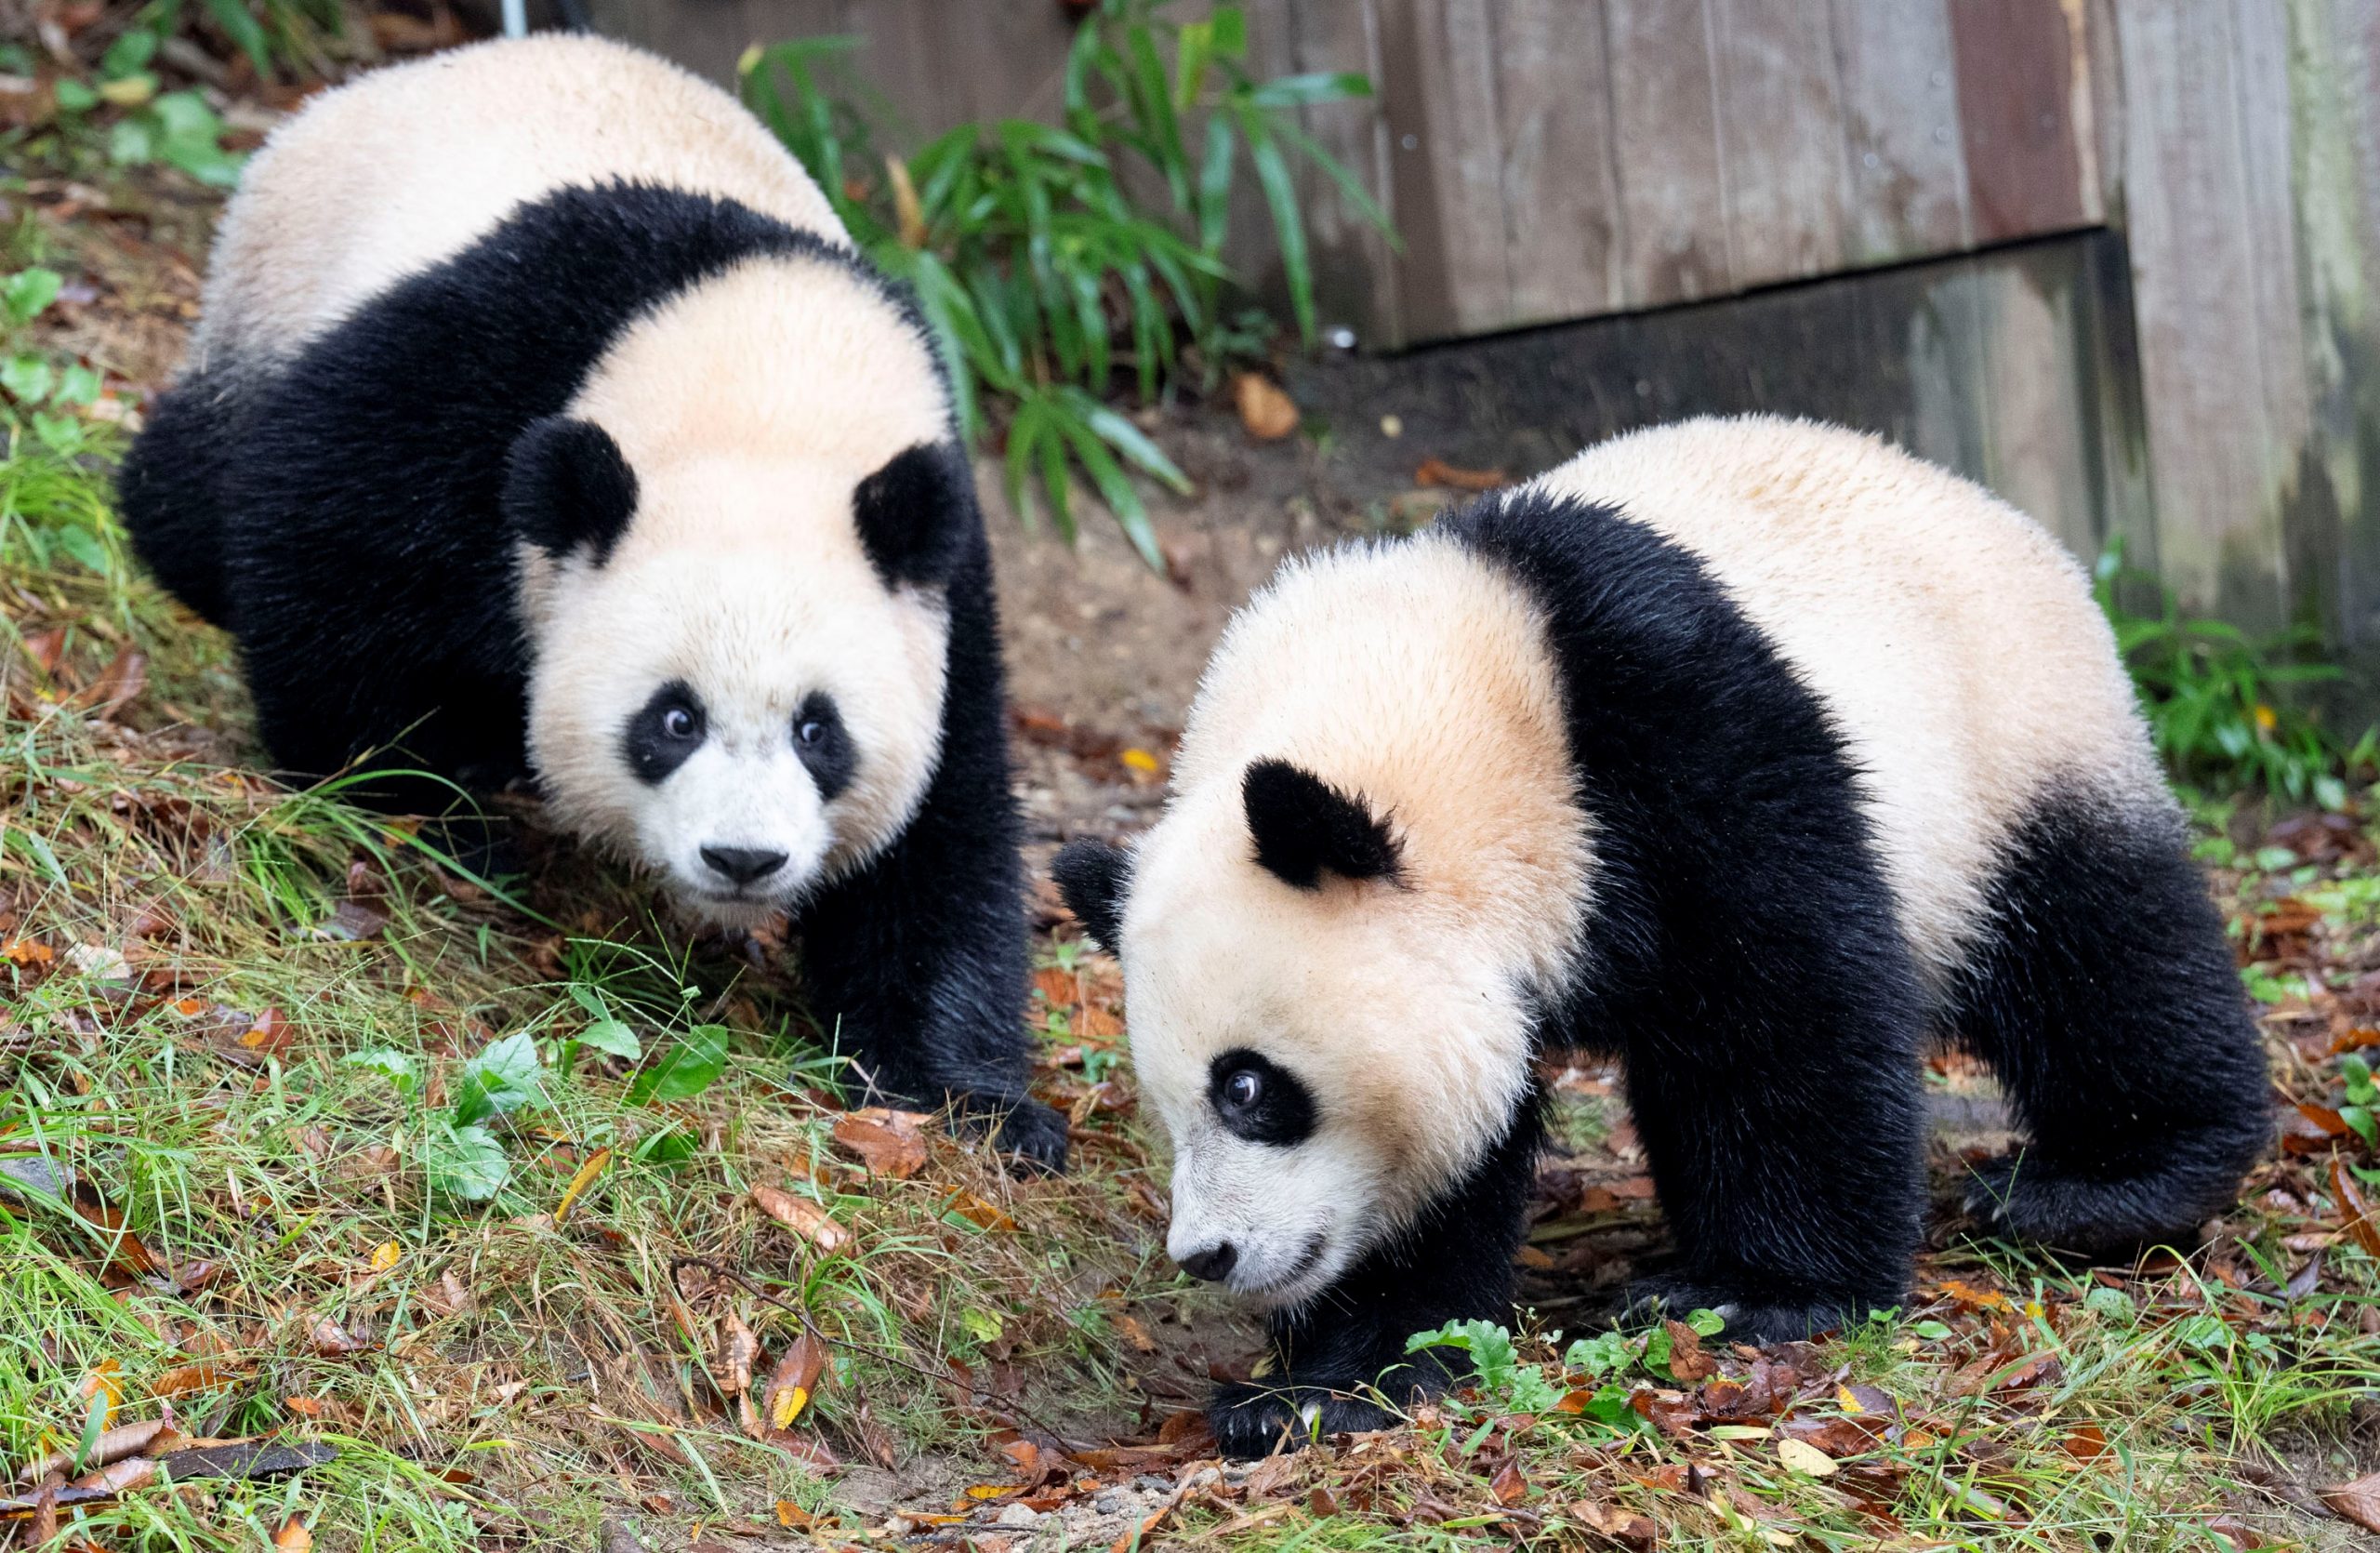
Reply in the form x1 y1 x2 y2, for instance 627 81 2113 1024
1075 487 2268 1454
118 181 1064 1170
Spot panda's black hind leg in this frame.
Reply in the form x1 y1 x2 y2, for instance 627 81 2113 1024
1947 790 2270 1255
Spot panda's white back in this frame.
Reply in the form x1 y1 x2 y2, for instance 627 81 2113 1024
192 33 844 371
1529 416 2163 979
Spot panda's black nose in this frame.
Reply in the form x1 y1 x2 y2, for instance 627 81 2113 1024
1178 1242 1237 1283
701 845 789 885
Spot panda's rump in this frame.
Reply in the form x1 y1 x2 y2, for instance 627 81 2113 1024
1531 416 2162 981
191 34 844 372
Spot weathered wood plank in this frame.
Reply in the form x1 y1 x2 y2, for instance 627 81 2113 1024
1946 0 2092 242
2111 0 2296 627
1710 0 1845 286
1369 0 1514 340
1492 0 1621 326
1278 0 1404 348
1825 0 1968 264
1604 0 1733 307
1827 0 1971 265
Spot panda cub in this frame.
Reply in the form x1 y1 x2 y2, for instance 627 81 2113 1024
1056 416 2268 1453
120 35 1065 1168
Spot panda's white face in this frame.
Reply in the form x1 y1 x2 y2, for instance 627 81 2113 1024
522 456 949 926
1117 785 1546 1311
1058 535 1595 1312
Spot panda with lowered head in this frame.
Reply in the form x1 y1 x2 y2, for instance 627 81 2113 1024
119 35 1065 1168
1056 416 2268 1454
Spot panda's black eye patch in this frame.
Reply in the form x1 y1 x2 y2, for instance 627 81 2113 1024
792 691 853 801
1209 1049 1316 1147
624 680 706 785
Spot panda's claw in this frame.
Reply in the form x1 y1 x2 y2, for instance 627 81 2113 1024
971 1095 1070 1175
1208 1379 1394 1458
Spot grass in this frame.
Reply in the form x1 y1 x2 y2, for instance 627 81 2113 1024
8 224 2380 1548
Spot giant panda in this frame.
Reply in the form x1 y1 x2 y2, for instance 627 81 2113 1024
119 34 1066 1169
1055 415 2269 1453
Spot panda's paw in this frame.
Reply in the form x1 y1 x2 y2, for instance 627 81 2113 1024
968 1095 1071 1175
1208 1380 1395 1459
1622 1277 1855 1345
1962 1151 2201 1256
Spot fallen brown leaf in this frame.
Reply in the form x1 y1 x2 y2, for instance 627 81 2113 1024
14 1419 177 1484
764 1331 828 1433
1568 1500 1656 1550
1414 457 1507 491
832 1109 931 1179
273 1514 311 1550
716 1310 759 1398
2320 1469 2380 1533
1234 372 1299 441
1489 1458 1529 1504
308 1318 364 1356
1664 1321 1716 1383
68 1455 156 1495
751 1184 850 1252
2333 1159 2380 1258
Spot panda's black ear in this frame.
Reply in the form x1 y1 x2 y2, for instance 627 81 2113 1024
854 441 974 587
1242 758 1403 890
1052 837 1131 950
505 417 639 564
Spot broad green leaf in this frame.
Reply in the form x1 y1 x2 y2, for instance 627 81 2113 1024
345 1047 421 1096
51 78 98 113
3 268 62 325
451 1029 542 1127
100 27 157 79
2 354 54 405
628 1024 731 1105
54 363 102 407
429 1123 511 1203
576 1018 642 1062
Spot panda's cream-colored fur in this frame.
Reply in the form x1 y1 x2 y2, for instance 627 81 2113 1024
1124 415 2162 1301
522 258 955 906
192 33 844 371
1533 417 2162 983
1121 532 1593 1307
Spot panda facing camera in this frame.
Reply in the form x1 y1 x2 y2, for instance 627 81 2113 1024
121 35 1064 1169
1056 416 2270 1456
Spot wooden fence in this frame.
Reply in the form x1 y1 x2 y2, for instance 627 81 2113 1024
589 0 2380 687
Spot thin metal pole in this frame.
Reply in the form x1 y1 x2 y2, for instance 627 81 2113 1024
501 0 527 36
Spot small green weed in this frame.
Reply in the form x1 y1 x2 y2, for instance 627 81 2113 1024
2097 538 2378 807
741 0 1387 566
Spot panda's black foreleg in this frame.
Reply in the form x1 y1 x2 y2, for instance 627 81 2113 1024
1608 914 1932 1343
1947 795 2268 1254
1209 1097 1544 1456
794 552 1067 1174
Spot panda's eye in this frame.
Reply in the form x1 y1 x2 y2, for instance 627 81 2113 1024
1208 1048 1315 1146
797 719 825 746
662 707 697 740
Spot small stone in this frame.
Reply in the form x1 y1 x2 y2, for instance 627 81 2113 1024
1092 1492 1128 1514
996 1503 1041 1528
1132 1475 1170 1493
